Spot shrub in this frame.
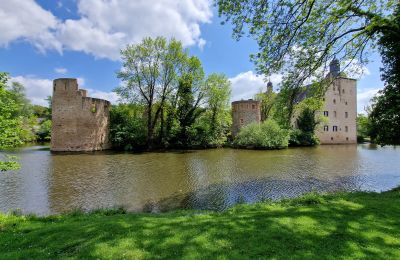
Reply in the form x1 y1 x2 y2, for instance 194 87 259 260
109 104 147 150
36 119 52 142
289 129 319 146
234 120 290 149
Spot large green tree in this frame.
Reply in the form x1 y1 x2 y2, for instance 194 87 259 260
116 37 186 148
217 0 399 84
0 73 21 171
368 4 400 145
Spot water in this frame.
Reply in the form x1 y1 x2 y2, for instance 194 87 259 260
0 144 399 215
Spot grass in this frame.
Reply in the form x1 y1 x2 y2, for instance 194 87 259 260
1 189 400 259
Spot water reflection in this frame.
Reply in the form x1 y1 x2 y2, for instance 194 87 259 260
0 145 399 215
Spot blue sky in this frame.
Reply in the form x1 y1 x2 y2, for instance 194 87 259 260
0 0 383 112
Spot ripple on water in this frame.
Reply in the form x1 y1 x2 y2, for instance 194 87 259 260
0 144 399 215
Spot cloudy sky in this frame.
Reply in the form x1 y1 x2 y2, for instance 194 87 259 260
0 0 383 113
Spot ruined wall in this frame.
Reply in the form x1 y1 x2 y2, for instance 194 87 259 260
51 78 111 151
231 100 261 136
316 77 357 144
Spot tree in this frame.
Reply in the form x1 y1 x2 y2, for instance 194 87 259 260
204 74 231 140
357 113 371 142
0 72 20 171
368 4 400 145
164 56 206 147
218 0 399 86
255 88 276 121
116 37 186 148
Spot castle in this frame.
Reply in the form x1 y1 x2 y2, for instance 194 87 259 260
51 78 111 151
231 59 357 144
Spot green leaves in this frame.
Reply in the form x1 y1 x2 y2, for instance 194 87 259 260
234 120 290 149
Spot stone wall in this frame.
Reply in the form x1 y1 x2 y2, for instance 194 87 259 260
231 100 261 136
316 77 357 144
51 78 111 151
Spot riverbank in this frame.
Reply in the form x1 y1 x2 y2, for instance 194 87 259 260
1 188 399 259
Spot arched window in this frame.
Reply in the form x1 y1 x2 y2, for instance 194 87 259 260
333 99 336 104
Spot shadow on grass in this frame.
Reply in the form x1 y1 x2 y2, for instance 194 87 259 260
1 189 399 259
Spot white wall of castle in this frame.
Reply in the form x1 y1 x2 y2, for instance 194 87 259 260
317 77 357 144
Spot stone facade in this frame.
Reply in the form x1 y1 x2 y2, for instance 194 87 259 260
316 77 357 144
51 78 111 151
231 99 261 136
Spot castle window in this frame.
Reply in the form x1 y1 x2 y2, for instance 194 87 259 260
346 137 349 141
345 112 348 118
324 125 329 131
252 104 256 109
342 89 345 94
345 126 348 132
334 111 337 117
345 101 348 105
333 126 338 132
240 118 244 124
333 99 336 104
323 111 329 117
331 137 334 141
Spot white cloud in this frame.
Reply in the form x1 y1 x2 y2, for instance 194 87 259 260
229 71 282 101
357 87 381 114
11 76 53 106
54 67 68 74
87 89 119 104
0 0 61 52
0 0 212 60
10 75 118 106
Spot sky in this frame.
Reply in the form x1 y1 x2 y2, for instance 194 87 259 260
0 0 384 113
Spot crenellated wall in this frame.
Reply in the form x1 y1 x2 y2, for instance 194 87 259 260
51 78 111 151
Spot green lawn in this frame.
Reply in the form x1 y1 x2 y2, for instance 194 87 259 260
1 189 399 259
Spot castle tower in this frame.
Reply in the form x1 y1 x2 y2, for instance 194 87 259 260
231 99 261 137
51 78 111 151
329 57 340 78
317 58 357 144
267 81 273 93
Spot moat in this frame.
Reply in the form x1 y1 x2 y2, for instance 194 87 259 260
0 144 399 216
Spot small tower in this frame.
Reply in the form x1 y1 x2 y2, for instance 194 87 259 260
329 57 340 78
266 80 273 93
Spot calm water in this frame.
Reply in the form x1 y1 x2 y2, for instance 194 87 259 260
0 144 399 215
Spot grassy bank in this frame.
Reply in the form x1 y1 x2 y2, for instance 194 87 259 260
1 189 400 259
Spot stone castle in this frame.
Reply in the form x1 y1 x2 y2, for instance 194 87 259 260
51 78 111 151
231 59 357 144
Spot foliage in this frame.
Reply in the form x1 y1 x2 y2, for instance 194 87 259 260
234 120 290 149
114 39 232 150
36 120 52 142
109 104 147 150
217 0 399 85
0 156 20 172
116 37 187 148
356 114 371 142
0 72 22 170
1 189 400 258
255 89 276 121
368 4 400 145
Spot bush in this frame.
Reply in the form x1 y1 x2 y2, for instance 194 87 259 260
234 120 290 149
289 129 319 146
36 119 51 142
109 104 147 150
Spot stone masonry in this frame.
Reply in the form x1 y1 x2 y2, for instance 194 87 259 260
51 78 111 151
231 99 261 137
316 77 357 144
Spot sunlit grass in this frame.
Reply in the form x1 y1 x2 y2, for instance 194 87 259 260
1 189 399 259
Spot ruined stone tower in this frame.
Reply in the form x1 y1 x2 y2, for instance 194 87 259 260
51 78 111 151
231 99 261 137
